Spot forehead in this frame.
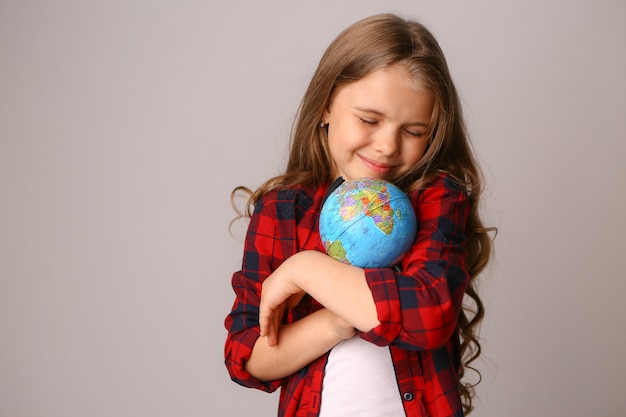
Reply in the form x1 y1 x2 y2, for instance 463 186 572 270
329 65 433 119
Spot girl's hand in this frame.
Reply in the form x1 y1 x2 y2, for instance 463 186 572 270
259 258 305 346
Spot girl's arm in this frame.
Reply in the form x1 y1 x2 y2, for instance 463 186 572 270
259 251 378 346
246 307 355 381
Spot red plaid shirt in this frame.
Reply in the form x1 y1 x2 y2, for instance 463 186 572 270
225 174 470 417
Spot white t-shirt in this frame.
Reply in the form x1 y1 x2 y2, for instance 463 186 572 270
319 336 405 417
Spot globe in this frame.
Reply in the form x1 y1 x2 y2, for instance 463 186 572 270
319 177 417 268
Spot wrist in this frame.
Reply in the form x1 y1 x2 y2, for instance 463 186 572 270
287 250 316 292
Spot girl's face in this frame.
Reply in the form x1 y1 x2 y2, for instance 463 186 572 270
323 65 434 182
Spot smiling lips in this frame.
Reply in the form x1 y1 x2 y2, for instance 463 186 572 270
358 155 394 175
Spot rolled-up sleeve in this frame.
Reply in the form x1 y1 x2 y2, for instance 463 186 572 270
361 176 470 350
224 195 285 392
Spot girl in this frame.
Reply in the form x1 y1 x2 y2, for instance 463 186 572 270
224 13 493 417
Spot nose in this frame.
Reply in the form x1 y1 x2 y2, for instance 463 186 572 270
372 128 400 156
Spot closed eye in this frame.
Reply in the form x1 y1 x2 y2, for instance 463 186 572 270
405 129 426 137
359 117 378 126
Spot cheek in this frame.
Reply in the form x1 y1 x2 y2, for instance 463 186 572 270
404 141 428 165
328 123 358 153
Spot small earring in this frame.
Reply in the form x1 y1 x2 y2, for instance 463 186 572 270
320 121 326 128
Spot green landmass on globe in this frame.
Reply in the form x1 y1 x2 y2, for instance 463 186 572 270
326 240 349 264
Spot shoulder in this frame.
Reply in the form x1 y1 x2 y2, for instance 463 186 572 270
408 174 470 241
410 173 469 205
254 183 327 222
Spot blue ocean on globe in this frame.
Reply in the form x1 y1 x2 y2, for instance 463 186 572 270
319 178 417 268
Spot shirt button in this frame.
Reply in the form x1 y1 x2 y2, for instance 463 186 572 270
403 392 414 401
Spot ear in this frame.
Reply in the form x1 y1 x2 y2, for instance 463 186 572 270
322 108 331 124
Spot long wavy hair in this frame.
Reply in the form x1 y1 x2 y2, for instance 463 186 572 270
232 13 494 414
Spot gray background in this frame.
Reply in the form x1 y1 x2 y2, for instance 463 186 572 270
1 1 625 416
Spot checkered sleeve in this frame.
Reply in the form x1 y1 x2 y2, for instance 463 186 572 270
361 175 470 350
223 192 287 393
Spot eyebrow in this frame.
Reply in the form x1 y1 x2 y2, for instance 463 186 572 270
353 106 385 116
353 106 429 127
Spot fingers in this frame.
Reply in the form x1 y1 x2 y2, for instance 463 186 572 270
267 306 282 346
259 302 286 346
258 299 273 338
258 266 304 346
